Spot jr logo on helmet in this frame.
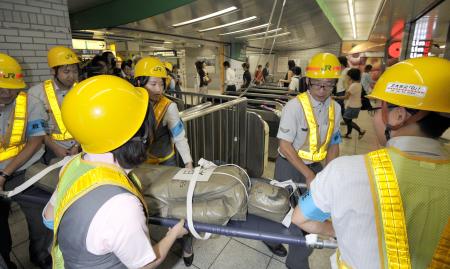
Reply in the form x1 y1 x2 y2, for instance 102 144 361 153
1 72 22 79
153 66 163 72
65 54 74 60
321 65 332 72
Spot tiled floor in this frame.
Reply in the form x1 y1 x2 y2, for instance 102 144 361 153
8 109 380 269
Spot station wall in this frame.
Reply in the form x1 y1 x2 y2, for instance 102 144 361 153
0 0 73 86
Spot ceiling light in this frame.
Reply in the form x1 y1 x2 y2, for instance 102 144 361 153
347 0 357 39
219 23 270 35
440 45 446 49
198 16 258 32
172 6 238 27
236 28 282 38
164 41 173 44
248 32 290 41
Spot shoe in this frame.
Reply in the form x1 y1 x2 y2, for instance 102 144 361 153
343 134 352 139
263 242 287 257
183 253 194 267
358 130 366 140
31 255 52 269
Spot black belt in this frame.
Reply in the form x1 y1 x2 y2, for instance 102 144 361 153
279 155 320 168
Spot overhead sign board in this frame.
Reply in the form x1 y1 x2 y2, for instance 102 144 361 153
72 39 106 50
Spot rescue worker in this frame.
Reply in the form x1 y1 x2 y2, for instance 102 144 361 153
42 75 188 269
28 46 80 163
0 53 51 269
134 57 193 169
265 53 343 268
292 57 450 268
134 57 195 266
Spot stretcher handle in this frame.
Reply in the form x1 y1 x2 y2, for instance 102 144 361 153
148 216 306 245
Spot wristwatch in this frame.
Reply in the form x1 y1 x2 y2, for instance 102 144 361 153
0 171 11 181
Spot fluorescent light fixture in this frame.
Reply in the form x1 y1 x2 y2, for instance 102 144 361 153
172 6 238 27
164 41 173 44
236 28 282 38
219 23 270 35
248 32 290 41
198 16 257 32
347 0 357 39
440 45 446 49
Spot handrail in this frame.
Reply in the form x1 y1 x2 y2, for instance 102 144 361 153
179 102 213 117
244 88 297 95
225 91 292 100
181 97 247 122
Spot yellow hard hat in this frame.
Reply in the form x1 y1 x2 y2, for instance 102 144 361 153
305 53 341 79
134 57 167 78
61 75 149 154
47 46 80 68
368 57 450 113
0 53 26 89
164 62 173 72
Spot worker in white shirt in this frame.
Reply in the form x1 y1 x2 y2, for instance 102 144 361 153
292 57 450 269
223 61 237 92
42 75 187 269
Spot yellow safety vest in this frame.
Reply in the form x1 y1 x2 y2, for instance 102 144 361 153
44 80 73 141
0 92 27 162
52 154 147 269
296 93 335 162
337 148 450 268
147 96 175 164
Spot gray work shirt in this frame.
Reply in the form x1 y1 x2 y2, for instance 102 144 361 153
0 93 46 171
277 92 342 164
28 80 76 149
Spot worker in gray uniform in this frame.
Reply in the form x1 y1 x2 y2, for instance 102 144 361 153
0 53 51 269
27 46 80 164
264 53 343 268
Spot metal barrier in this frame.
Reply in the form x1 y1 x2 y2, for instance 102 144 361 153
179 96 248 169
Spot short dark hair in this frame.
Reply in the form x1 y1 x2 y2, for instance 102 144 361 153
364 64 373 72
121 60 132 70
288 60 295 70
347 68 361 81
293 66 302 76
223 61 230 67
415 112 450 138
338 56 348 67
257 64 262 69
112 115 150 169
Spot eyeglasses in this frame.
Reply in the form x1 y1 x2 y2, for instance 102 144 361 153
309 82 334 91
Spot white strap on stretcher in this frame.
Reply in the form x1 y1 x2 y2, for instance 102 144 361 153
186 159 250 240
0 156 73 198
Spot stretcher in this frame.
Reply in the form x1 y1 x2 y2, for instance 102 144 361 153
5 177 337 250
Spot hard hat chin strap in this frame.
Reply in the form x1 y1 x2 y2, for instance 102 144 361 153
381 101 430 141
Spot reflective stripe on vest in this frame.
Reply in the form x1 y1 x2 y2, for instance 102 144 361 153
429 218 450 269
366 148 411 269
0 92 27 161
51 155 147 269
44 80 73 141
148 96 175 163
336 249 353 269
297 93 335 162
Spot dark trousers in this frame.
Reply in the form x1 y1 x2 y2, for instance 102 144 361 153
1 171 53 263
335 91 346 117
267 156 323 269
0 198 12 265
226 85 237 92
344 118 362 135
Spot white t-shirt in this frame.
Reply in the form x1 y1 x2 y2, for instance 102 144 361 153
288 76 301 92
225 68 236 86
310 136 448 268
44 154 156 269
336 67 350 93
